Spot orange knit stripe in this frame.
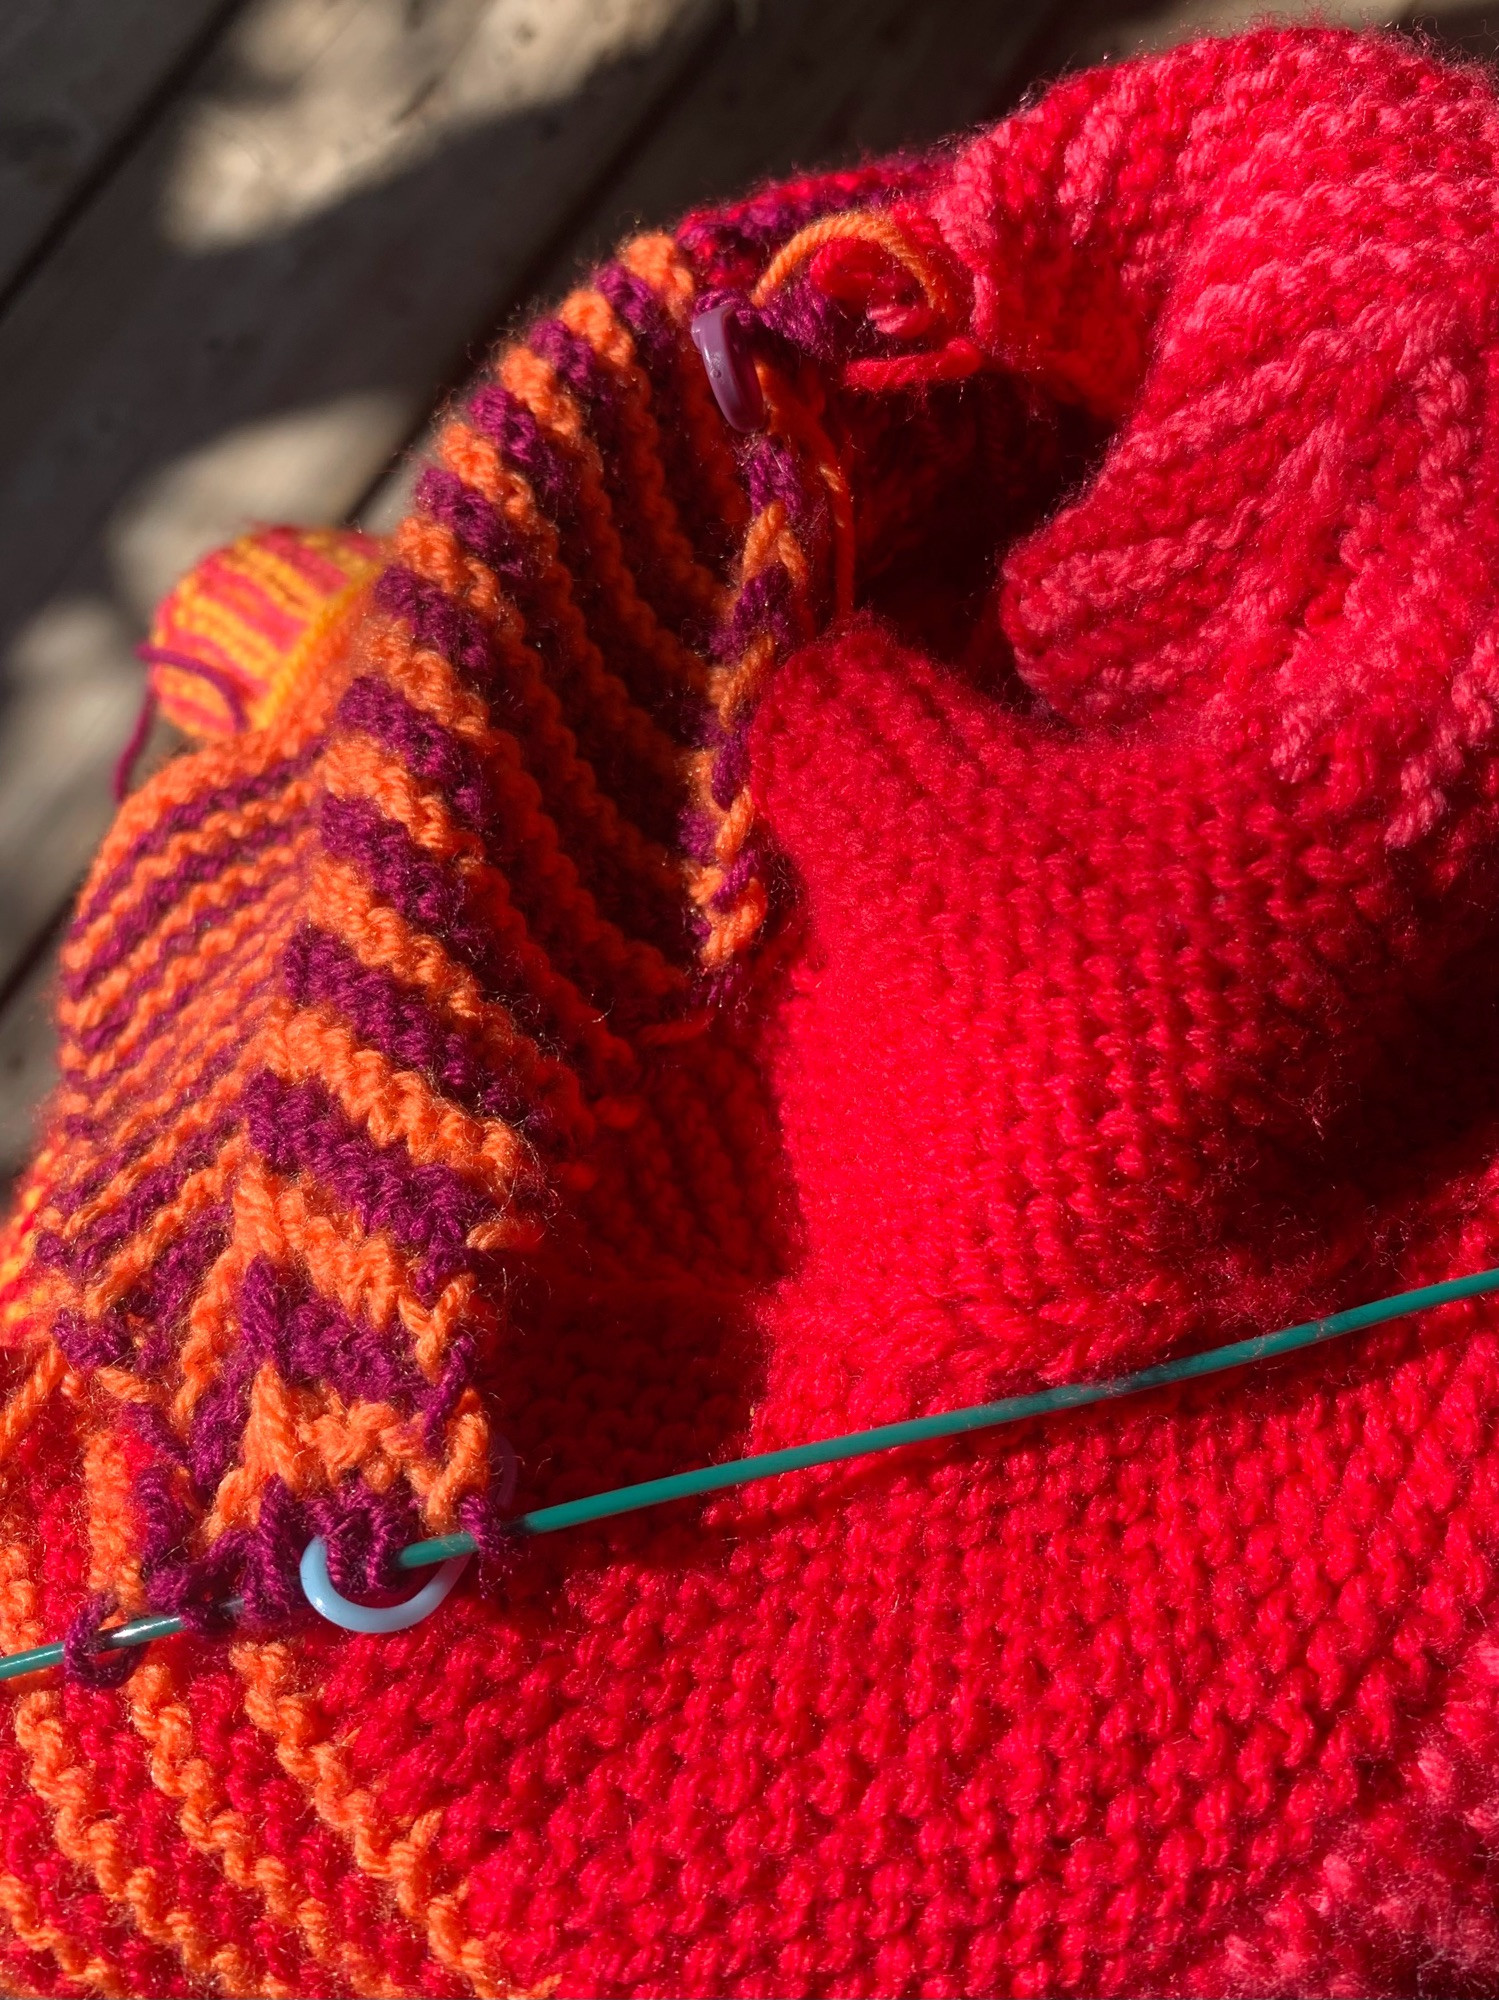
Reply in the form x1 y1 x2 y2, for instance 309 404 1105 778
13 1685 269 1997
169 1225 254 1430
354 621 687 1010
395 507 688 794
53 931 276 1137
201 1365 489 1540
0 1467 269 2000
0 1346 69 1471
557 287 726 617
82 1135 244 1318
498 348 709 707
234 1164 492 1365
323 732 483 863
403 1383 491 1523
60 873 301 1092
619 234 750 538
232 1641 541 1998
50 1045 261 1249
125 1653 407 2000
82 734 289 905
61 863 303 1087
264 1001 521 1193
81 1421 143 1611
63 773 318 985
58 827 316 1042
0 1870 129 1997
0 1512 132 1999
309 854 599 1136
365 609 683 925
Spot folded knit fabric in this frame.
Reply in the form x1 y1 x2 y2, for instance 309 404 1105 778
7 24 1499 1996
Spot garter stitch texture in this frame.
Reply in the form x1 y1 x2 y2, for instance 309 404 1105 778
8 26 1499 1996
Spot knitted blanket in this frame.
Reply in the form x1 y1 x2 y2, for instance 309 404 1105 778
4 25 1499 1996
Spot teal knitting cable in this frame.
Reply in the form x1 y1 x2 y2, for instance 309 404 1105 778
5 1261 1498 1684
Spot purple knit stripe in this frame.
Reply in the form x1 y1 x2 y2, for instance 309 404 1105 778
710 839 766 909
594 264 681 381
319 790 503 981
138 1470 497 1626
65 798 309 1008
529 318 715 636
56 931 281 1165
244 1068 487 1296
47 1198 230 1376
183 1256 449 1499
331 667 689 962
530 320 626 450
464 375 716 716
53 1304 133 1370
370 567 514 712
318 790 668 1052
414 458 706 763
412 464 537 579
465 382 577 520
69 855 306 1055
56 1010 245 1168
370 565 686 891
74 748 316 934
338 666 495 833
134 1206 232 1375
713 560 799 665
594 263 739 574
283 923 541 1130
49 1110 239 1287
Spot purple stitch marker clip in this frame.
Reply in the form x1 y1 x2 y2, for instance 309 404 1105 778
690 302 766 432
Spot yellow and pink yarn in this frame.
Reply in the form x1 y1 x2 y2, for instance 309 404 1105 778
140 525 382 742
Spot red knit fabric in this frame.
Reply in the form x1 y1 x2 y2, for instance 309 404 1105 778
10 25 1499 1998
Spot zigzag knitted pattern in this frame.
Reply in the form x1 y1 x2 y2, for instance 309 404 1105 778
5 24 1499 1996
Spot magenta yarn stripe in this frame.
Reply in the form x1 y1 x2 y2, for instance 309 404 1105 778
283 923 558 1133
68 859 310 1057
57 918 284 1104
675 158 932 288
593 261 736 555
462 380 713 748
73 749 316 937
244 1068 491 1295
328 670 691 968
182 1255 447 1495
41 1112 240 1287
411 465 706 794
316 794 654 1073
527 320 709 631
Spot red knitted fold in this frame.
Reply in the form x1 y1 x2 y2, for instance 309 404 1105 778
4 25 1499 1998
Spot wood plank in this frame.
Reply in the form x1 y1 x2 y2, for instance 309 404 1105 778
0 935 60 1199
0 0 722 998
0 0 241 305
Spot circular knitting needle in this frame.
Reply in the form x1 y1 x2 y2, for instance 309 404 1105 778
4 1263 1497 1683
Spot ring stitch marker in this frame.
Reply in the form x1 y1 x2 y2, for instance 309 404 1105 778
298 1536 471 1635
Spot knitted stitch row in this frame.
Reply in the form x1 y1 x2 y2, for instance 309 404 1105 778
5 25 1499 1997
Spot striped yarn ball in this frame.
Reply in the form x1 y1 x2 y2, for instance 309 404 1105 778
141 526 382 740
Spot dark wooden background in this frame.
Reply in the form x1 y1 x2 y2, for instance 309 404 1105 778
1 0 1491 1196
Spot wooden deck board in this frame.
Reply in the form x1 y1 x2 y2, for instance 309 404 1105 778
0 0 721 999
0 0 244 305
